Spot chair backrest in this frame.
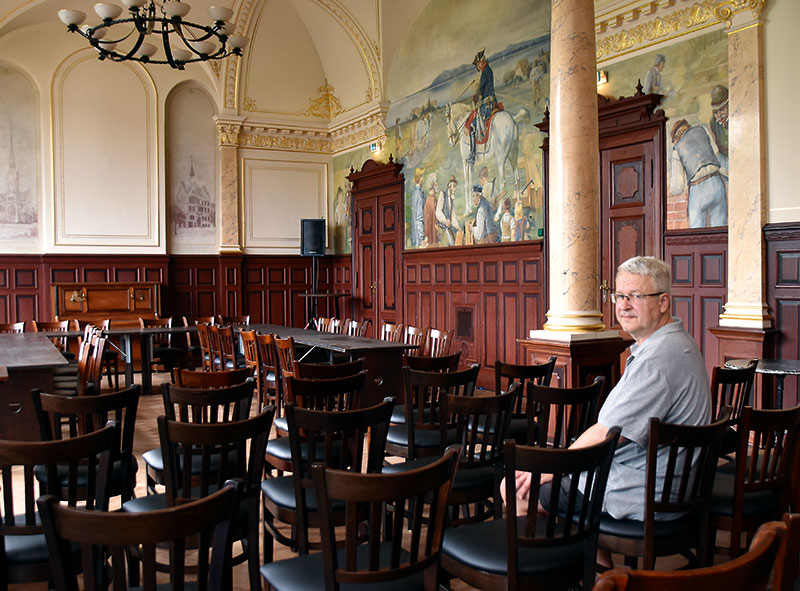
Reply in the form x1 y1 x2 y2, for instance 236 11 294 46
505 428 621 590
216 325 239 369
526 375 605 448
286 398 393 553
0 321 24 333
161 379 255 423
710 360 757 423
592 520 786 591
31 385 140 501
82 333 107 395
380 321 404 342
403 325 429 356
315 317 335 332
406 351 461 372
402 364 479 459
495 356 557 416
139 316 173 349
160 408 273 506
284 370 367 411
294 357 365 379
426 327 454 357
196 322 214 371
207 325 224 371
173 367 252 388
32 319 71 352
39 480 242 591
255 332 282 411
774 512 800 591
274 336 297 393
356 318 371 337
312 445 459 590
240 329 261 396
217 314 250 326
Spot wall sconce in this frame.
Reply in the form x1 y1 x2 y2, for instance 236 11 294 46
597 70 608 86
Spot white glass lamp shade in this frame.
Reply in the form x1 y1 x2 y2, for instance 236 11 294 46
227 34 248 49
97 40 117 51
81 24 107 38
162 1 190 18
58 9 86 25
136 42 157 58
120 0 147 8
192 40 216 55
207 6 232 21
94 3 123 19
171 47 192 61
217 21 234 35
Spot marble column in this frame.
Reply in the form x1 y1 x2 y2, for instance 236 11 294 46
214 116 244 254
541 0 605 335
718 5 771 329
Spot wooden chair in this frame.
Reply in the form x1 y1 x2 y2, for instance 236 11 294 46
380 321 404 342
0 321 24 333
773 512 800 591
51 330 107 396
385 364 479 460
597 410 731 570
264 371 367 474
159 408 274 591
527 375 605 448
710 404 800 556
356 318 371 337
31 319 74 360
39 480 243 591
315 317 336 332
31 385 141 504
139 316 190 380
216 324 244 370
99 319 120 389
593 520 786 591
425 327 454 356
261 399 393 561
195 322 214 371
403 324 429 357
392 352 462 424
262 445 459 591
441 430 621 591
172 367 253 388
0 423 118 588
137 379 255 495
710 360 757 455
255 333 282 417
217 314 250 326
494 356 556 443
240 329 261 404
273 335 297 397
207 324 225 371
384 384 520 526
341 318 358 335
293 356 365 379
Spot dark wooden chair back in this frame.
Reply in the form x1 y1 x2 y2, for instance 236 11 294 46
308 446 459 591
710 360 757 424
293 357 365 379
217 314 250 326
32 319 71 352
274 335 296 378
31 385 141 503
255 332 282 415
216 325 241 370
0 321 24 333
173 367 253 388
38 480 242 591
356 318 371 337
495 356 556 417
406 351 461 372
161 379 255 424
207 325 224 371
380 321 404 342
403 325 429 357
426 327 454 357
526 375 605 448
284 370 366 412
240 329 261 402
0 423 118 587
196 322 214 372
593 520 785 591
315 317 335 332
774 512 800 591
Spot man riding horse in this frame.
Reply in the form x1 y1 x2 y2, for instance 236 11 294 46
468 48 498 165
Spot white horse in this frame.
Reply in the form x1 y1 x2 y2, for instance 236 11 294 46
445 102 529 213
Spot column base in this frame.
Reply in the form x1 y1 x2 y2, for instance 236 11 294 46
719 301 772 329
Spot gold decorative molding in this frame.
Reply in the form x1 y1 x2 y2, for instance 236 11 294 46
224 0 258 109
209 60 221 78
301 79 345 119
238 125 332 153
243 96 257 112
330 110 386 153
214 117 244 146
714 0 766 27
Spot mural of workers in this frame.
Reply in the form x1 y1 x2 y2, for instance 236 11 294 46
436 175 461 246
409 167 425 247
643 54 665 94
709 85 729 172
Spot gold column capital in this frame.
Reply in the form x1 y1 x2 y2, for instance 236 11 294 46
214 116 245 147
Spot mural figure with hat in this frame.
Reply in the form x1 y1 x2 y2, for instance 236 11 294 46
410 167 426 247
670 118 727 228
643 54 665 94
424 172 438 247
466 183 498 244
709 85 729 172
467 48 497 165
436 175 462 246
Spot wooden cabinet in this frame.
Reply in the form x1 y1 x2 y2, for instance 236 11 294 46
52 282 161 323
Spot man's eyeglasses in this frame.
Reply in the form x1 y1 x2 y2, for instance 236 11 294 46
610 292 665 304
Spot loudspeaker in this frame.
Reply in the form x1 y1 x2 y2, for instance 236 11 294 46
300 218 326 256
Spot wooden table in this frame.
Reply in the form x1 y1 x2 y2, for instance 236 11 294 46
726 358 800 409
246 324 414 406
298 292 349 326
0 333 69 440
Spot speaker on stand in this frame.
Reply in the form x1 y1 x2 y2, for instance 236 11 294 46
300 219 326 324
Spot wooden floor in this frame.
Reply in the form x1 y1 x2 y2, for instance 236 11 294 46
10 371 733 591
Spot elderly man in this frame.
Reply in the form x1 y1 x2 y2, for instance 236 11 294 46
507 256 711 535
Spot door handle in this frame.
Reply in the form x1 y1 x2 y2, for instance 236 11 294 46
369 282 377 295
600 280 609 303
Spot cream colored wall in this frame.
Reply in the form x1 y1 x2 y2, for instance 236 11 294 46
764 0 800 224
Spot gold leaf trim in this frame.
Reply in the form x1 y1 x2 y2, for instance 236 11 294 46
301 78 345 119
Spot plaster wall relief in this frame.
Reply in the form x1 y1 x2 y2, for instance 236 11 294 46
166 85 217 254
0 65 38 249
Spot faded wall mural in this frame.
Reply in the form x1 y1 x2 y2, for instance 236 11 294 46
331 145 374 255
166 85 217 253
601 29 729 229
0 65 38 246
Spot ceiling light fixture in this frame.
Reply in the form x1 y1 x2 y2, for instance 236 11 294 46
58 1 248 70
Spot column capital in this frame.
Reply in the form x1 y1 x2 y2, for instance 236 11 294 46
213 116 245 147
715 0 767 30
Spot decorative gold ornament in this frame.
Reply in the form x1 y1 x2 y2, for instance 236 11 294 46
243 96 257 111
301 78 344 119
714 0 766 27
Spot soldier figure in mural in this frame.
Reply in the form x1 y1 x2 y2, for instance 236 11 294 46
436 175 461 246
467 48 498 165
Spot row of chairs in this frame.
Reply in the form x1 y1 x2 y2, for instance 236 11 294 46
380 321 456 357
313 316 371 337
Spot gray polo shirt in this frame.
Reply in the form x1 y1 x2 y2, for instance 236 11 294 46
597 317 711 520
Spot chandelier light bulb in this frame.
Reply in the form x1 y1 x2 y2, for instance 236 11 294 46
170 47 192 62
58 9 86 25
207 6 233 22
94 3 123 19
162 1 190 18
136 42 158 57
227 34 248 49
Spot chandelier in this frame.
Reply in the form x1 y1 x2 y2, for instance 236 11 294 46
58 1 248 70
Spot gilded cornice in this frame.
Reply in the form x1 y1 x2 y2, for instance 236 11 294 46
238 127 333 153
214 117 244 146
300 79 345 119
714 0 766 27
329 109 387 154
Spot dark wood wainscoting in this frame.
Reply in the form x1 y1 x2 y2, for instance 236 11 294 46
403 241 546 388
664 229 727 378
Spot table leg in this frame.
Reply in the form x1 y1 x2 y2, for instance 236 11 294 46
121 334 134 389
776 375 785 410
140 333 153 395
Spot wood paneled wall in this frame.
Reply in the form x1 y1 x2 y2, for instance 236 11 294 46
402 242 546 387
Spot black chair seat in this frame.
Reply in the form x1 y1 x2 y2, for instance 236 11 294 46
386 424 457 450
142 447 224 475
598 511 697 539
273 416 287 433
390 404 405 424
34 456 137 494
265 437 343 463
383 457 495 492
5 532 69 566
261 476 344 513
261 541 425 591
442 517 584 577
711 471 780 517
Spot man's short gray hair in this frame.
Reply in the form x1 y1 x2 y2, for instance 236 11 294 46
617 256 671 294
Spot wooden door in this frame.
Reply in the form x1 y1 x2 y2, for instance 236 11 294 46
348 159 404 333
